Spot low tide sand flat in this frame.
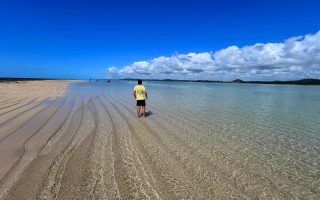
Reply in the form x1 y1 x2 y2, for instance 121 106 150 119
0 80 319 199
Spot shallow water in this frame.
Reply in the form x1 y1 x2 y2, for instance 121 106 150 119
1 80 319 199
102 80 320 199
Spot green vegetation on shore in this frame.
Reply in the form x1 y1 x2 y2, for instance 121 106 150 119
0 78 71 83
2 77 319 85
121 78 320 85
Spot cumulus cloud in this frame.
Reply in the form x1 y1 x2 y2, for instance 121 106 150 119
108 31 320 80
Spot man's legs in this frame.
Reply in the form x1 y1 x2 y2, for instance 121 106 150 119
136 106 141 117
142 106 145 117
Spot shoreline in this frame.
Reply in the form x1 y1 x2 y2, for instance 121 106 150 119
2 77 320 85
0 78 79 83
120 78 320 86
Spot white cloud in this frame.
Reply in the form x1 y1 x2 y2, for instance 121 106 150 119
108 31 320 80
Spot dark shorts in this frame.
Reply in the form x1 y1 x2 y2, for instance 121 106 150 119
136 100 146 106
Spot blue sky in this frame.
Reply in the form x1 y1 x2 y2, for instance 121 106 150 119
0 0 320 80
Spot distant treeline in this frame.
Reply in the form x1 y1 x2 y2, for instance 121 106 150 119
230 79 320 85
2 77 319 85
0 78 69 83
122 78 320 85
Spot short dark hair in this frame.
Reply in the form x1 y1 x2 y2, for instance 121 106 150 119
138 79 142 85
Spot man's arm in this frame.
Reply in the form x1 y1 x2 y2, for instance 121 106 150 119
145 90 147 99
133 90 136 99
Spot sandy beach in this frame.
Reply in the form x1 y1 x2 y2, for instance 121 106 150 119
0 80 319 200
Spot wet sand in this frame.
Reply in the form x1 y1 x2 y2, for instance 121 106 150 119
0 80 319 199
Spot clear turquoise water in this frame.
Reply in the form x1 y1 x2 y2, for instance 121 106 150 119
88 80 320 198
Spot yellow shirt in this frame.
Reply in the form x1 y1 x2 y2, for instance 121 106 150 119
134 85 146 100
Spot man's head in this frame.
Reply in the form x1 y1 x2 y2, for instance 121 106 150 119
138 79 142 85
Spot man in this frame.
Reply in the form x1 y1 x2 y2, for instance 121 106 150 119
133 79 147 117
